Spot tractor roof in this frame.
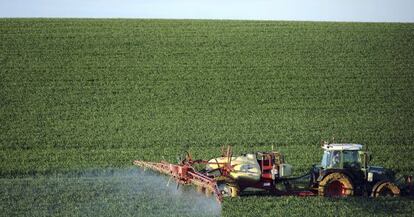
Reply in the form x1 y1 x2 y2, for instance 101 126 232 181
322 143 363 151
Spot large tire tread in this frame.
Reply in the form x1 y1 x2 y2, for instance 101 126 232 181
372 181 400 197
318 172 354 197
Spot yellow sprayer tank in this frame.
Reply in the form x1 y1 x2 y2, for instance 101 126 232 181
207 153 261 183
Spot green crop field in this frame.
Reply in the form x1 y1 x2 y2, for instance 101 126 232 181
1 19 414 216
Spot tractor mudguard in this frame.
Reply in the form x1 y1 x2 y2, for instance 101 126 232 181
317 169 355 183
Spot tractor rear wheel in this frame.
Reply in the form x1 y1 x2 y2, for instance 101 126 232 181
372 181 400 197
319 172 353 197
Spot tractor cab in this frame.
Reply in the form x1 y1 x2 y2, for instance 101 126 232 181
312 143 401 197
320 143 365 170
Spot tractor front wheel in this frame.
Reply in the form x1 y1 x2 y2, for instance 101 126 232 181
371 181 400 197
319 172 354 197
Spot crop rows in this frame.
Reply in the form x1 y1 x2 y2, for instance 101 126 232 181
1 19 414 216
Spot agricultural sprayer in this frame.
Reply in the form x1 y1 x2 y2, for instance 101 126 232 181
133 144 413 203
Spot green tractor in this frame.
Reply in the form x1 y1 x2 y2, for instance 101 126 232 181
310 143 403 197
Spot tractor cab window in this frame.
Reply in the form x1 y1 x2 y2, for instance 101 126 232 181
321 150 340 168
321 151 331 168
343 150 359 168
331 151 341 167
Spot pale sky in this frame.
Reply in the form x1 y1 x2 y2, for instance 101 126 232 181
0 0 413 23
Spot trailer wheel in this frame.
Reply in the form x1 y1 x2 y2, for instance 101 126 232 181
319 172 353 197
219 183 240 197
372 181 400 197
228 184 240 197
